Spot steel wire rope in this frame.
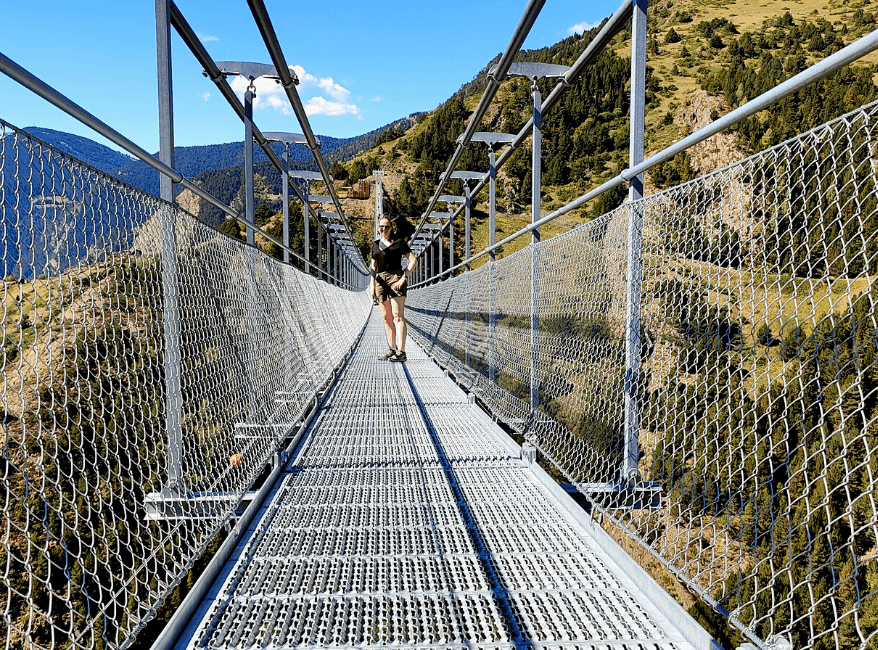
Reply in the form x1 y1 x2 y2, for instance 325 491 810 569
411 0 632 251
411 0 547 241
0 61 357 288
412 24 878 285
405 94 878 650
245 0 360 258
169 1 366 278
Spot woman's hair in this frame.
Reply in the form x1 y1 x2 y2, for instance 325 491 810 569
379 218 397 240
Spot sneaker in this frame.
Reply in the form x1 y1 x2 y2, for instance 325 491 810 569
378 349 397 361
390 350 407 363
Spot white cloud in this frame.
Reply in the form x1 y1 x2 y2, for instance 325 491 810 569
229 65 361 119
567 21 598 36
290 64 319 88
201 92 211 101
317 77 351 102
304 96 363 119
370 96 382 103
197 32 219 42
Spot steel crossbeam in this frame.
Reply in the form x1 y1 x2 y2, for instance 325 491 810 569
173 312 714 650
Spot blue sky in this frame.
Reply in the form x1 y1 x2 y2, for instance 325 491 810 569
1 0 621 154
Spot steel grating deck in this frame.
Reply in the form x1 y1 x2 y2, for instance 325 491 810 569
176 311 707 650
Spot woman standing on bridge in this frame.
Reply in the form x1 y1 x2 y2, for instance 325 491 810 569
370 216 417 362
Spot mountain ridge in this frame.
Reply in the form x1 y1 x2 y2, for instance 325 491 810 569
21 115 418 197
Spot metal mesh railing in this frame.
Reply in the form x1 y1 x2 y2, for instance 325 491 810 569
406 99 878 650
0 122 371 649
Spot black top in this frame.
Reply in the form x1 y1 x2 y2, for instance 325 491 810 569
372 238 411 273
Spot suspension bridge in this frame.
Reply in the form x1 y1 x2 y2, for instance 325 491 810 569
2 1 878 650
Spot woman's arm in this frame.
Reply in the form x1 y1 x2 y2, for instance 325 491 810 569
392 251 418 292
369 259 376 297
404 251 417 279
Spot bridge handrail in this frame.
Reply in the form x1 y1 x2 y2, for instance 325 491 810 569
408 82 878 650
0 118 372 648
244 0 361 253
167 1 366 275
411 0 548 240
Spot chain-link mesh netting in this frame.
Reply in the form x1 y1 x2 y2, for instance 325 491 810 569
406 100 878 650
0 122 371 648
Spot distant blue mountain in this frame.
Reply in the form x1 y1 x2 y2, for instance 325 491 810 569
24 116 417 198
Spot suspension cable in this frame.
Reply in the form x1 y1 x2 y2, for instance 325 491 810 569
411 0 546 240
411 0 633 261
411 24 878 286
170 1 366 273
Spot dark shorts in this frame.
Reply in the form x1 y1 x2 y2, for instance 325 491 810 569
375 270 407 302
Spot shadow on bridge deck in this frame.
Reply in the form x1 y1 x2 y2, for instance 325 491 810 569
172 311 715 650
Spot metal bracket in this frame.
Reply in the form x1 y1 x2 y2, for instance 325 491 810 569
144 491 240 520
577 480 662 509
739 635 792 650
505 62 571 80
521 441 538 465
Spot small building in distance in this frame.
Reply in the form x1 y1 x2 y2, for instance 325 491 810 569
342 180 370 199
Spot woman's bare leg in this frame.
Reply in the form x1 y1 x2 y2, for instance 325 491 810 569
391 296 407 352
380 299 396 350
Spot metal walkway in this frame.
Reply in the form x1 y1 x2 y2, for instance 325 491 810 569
174 311 712 650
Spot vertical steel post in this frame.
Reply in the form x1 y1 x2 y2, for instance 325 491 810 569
326 237 332 284
156 0 183 496
243 86 258 424
488 146 497 383
624 0 648 486
530 80 542 415
449 211 455 272
244 85 255 246
374 177 382 238
282 146 290 264
303 183 310 273
325 222 331 282
156 1 175 204
464 184 471 368
327 238 332 284
317 216 324 280
464 185 472 271
439 230 444 278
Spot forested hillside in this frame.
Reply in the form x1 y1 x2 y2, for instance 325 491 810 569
326 0 878 263
321 2 878 648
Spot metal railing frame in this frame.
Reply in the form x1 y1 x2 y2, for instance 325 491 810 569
0 52 364 290
410 0 547 239
407 12 878 650
245 0 361 253
413 26 878 281
411 0 633 248
167 1 367 281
